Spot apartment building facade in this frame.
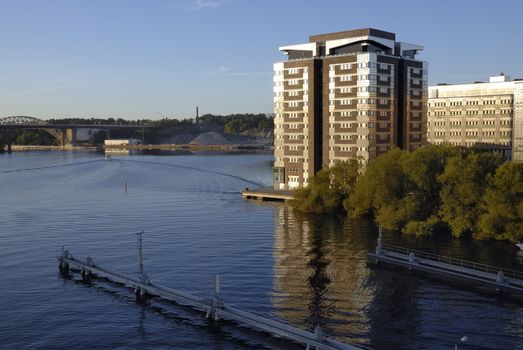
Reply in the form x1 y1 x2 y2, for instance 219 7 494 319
273 28 427 190
427 74 523 161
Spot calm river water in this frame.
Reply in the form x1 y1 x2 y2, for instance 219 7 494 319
1 151 522 350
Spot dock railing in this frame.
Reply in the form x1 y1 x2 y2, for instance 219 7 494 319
58 244 365 350
381 244 523 282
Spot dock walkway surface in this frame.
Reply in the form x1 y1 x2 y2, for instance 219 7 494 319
58 248 364 350
368 243 523 295
242 186 294 202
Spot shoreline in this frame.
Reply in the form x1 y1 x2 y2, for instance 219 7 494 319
3 144 273 152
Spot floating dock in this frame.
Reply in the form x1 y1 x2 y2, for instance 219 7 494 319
57 241 363 350
368 243 523 295
242 186 294 202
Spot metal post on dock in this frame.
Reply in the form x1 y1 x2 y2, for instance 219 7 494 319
376 226 383 255
81 256 93 282
207 274 222 322
59 246 70 274
305 326 325 350
137 231 144 281
135 231 148 302
497 271 505 284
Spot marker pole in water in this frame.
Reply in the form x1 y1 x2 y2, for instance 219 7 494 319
124 178 128 194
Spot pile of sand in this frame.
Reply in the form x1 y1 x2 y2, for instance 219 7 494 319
189 131 232 145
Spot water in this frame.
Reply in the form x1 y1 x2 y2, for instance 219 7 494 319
1 151 522 350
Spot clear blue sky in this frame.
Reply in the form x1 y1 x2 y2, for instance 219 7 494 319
0 0 522 119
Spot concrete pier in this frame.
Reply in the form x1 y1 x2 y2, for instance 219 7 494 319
242 186 294 202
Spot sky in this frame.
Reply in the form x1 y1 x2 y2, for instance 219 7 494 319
0 0 522 120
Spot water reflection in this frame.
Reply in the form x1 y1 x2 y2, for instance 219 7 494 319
271 206 375 346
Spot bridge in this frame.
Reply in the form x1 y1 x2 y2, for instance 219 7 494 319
0 116 152 152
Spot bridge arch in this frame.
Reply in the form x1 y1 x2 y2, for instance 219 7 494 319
0 116 48 125
0 116 73 147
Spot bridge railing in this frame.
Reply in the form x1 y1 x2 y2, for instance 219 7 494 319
381 243 523 281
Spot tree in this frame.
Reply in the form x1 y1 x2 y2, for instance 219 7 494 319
438 152 503 237
344 147 411 229
399 144 460 235
344 145 459 235
477 162 523 242
292 160 361 213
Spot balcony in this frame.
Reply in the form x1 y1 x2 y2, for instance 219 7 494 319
284 147 304 156
377 101 391 109
377 77 391 86
377 125 391 132
410 71 423 79
334 66 357 75
376 135 391 144
335 77 357 87
409 102 423 111
334 90 357 98
377 113 392 121
283 104 305 112
284 70 303 79
283 135 304 144
334 125 357 133
332 112 357 122
284 91 304 100
334 100 357 109
377 89 390 98
334 148 357 158
333 136 357 144
283 114 305 123
410 124 423 132
283 125 305 133
377 66 391 74
284 80 304 89
410 81 423 89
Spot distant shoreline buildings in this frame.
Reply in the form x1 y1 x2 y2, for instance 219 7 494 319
273 28 427 190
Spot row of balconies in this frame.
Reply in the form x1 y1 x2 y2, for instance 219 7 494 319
334 66 358 75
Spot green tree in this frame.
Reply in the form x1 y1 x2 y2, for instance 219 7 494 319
477 162 523 242
292 160 361 213
344 147 411 229
399 144 460 235
438 152 503 237
344 145 459 235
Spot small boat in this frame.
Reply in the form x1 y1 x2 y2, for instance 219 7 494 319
517 243 523 251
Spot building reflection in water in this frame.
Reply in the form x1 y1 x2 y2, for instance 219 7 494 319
270 205 523 349
270 205 377 346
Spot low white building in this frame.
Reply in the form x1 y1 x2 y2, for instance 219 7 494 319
104 138 142 147
104 138 142 154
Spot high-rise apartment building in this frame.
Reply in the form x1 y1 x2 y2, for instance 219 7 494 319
427 74 523 161
273 28 427 190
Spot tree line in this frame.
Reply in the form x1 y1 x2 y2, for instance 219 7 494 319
45 113 274 134
292 145 523 242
